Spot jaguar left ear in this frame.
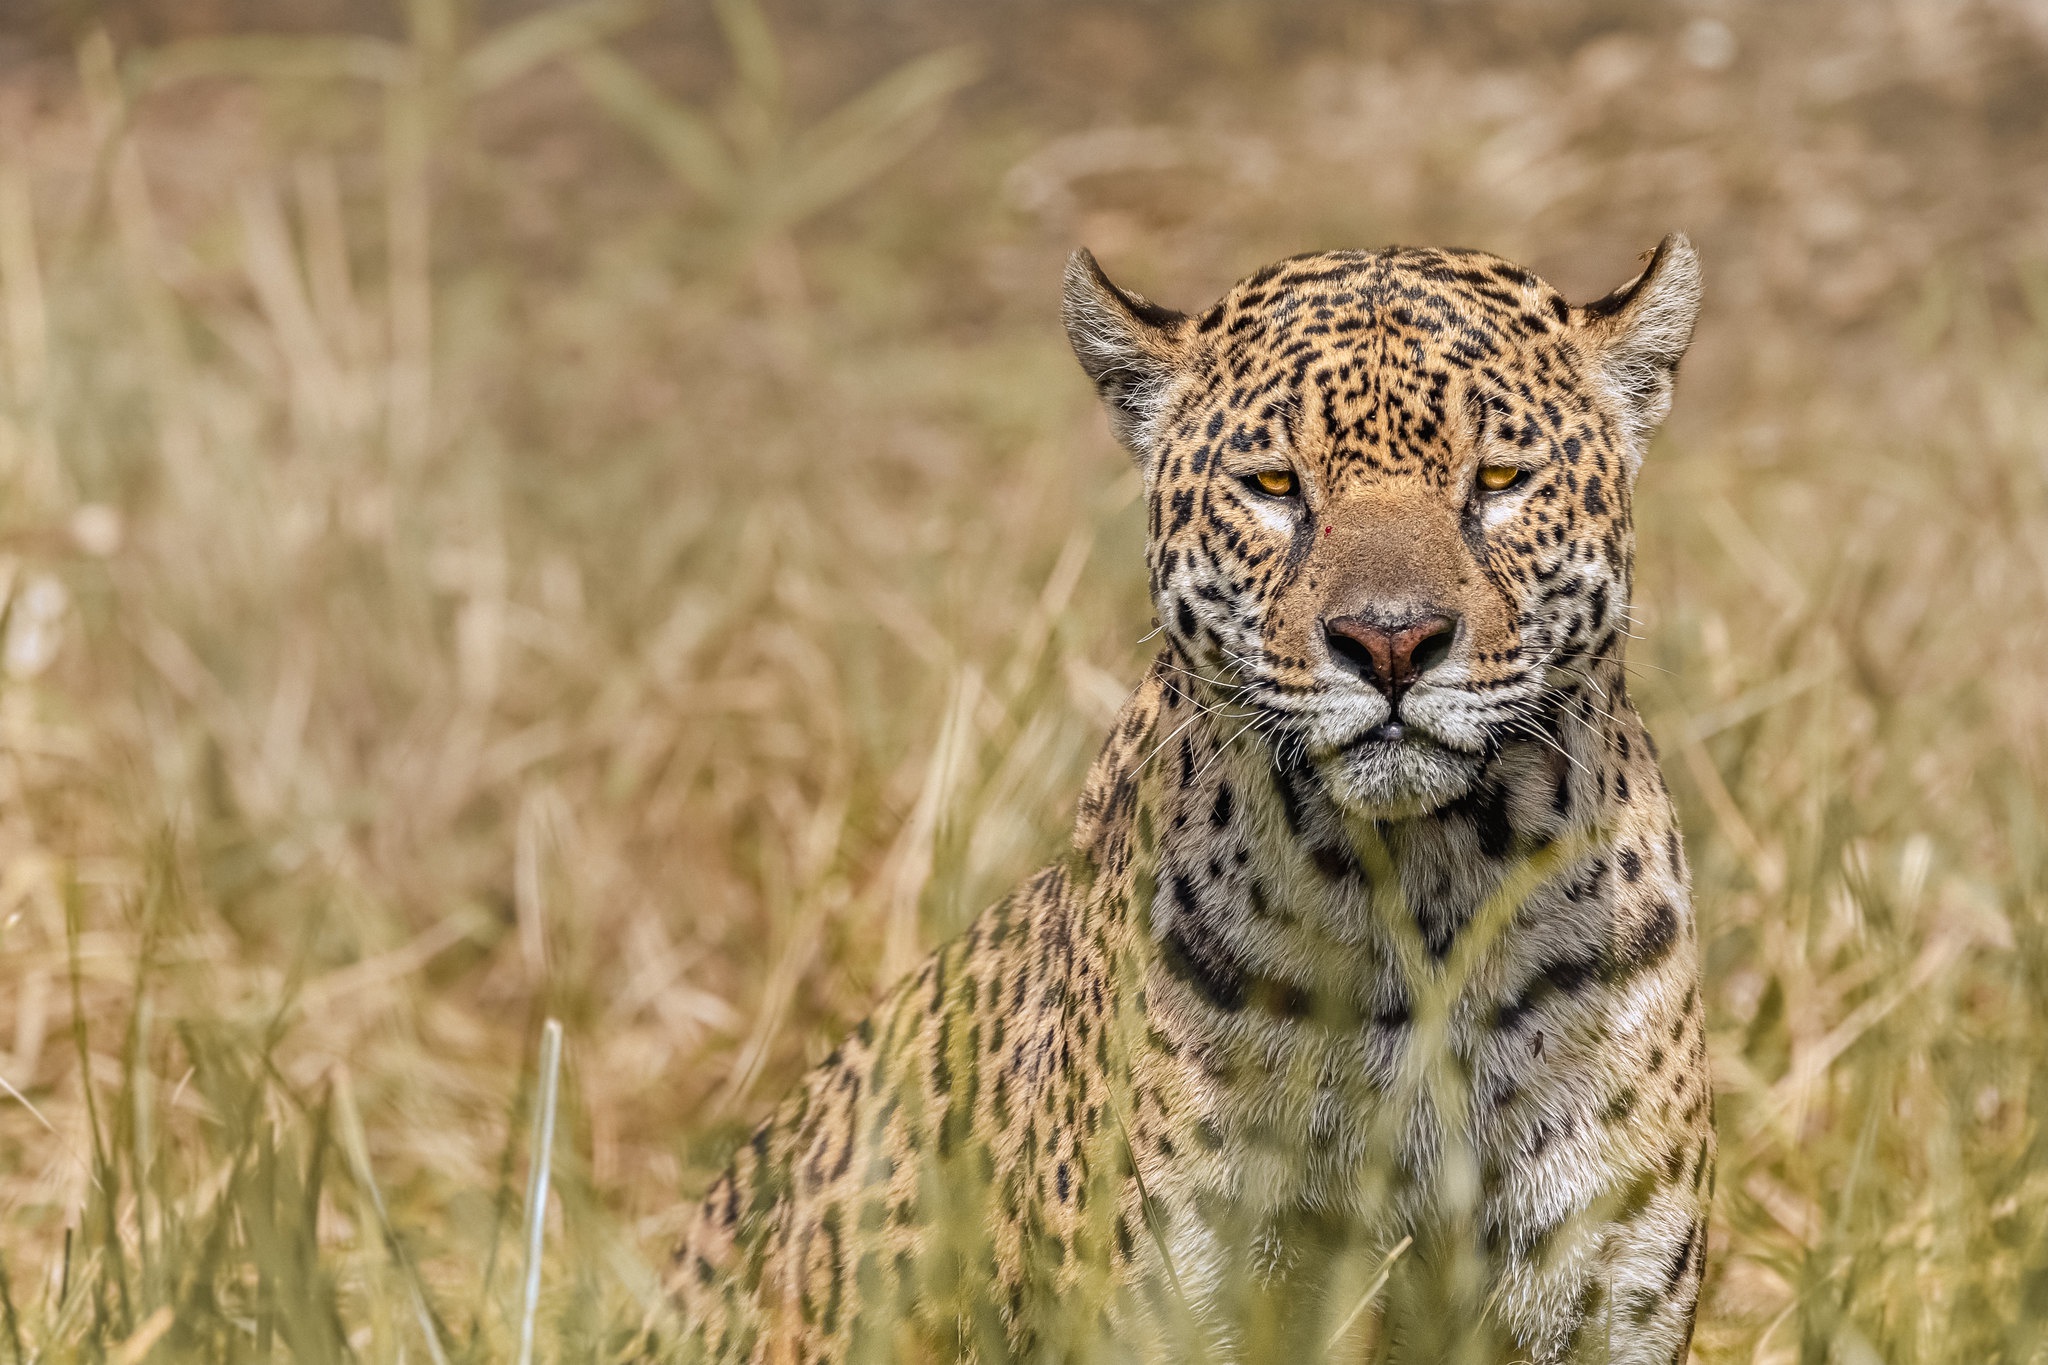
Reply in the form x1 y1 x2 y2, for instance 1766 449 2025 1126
1062 249 1190 457
1572 234 1702 466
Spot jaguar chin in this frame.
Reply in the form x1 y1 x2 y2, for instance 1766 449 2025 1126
1313 724 1488 816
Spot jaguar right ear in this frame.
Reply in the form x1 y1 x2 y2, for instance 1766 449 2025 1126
1062 250 1189 457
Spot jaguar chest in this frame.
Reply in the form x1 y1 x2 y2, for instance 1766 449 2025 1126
1123 717 1651 1217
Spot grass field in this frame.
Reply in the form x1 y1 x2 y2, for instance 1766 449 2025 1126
2 0 2048 1358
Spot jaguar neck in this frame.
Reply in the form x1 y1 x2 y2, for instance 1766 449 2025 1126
1119 644 1630 1032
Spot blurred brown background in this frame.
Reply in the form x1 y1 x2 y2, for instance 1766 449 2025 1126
0 1 2045 1359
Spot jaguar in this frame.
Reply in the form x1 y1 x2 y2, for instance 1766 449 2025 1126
673 235 1713 1364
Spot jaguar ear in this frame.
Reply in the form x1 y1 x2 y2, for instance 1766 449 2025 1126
1572 233 1702 467
1062 249 1189 456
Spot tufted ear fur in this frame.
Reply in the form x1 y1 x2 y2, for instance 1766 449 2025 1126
1571 233 1702 468
1062 249 1189 457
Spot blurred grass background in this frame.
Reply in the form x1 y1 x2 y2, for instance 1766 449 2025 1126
0 0 2047 1358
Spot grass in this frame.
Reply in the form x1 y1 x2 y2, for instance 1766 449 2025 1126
1 0 2047 1358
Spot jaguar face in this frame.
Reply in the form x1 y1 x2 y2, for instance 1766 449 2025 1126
1065 240 1700 815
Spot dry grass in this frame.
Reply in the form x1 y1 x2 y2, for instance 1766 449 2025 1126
1 0 2047 1358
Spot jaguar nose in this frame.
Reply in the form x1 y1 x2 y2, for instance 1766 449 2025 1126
1324 612 1460 702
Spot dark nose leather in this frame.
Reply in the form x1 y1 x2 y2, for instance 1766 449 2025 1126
1324 613 1459 703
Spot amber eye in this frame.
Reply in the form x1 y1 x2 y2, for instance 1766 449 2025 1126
1251 469 1297 497
1478 464 1526 492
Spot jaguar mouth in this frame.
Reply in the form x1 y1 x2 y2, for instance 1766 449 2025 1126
1291 687 1485 766
1334 712 1474 756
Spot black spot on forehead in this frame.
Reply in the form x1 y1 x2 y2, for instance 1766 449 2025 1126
1191 248 1578 483
1215 247 1568 343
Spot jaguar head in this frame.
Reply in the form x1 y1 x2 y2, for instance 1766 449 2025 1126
1064 239 1700 815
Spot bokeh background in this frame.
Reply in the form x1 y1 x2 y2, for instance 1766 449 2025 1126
1 0 2047 1358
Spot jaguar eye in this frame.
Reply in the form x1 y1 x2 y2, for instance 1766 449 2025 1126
1478 464 1527 492
1250 469 1297 497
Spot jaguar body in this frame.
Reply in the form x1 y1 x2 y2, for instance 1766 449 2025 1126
675 237 1713 1363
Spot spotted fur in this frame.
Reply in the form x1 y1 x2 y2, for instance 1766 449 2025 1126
673 239 1713 1363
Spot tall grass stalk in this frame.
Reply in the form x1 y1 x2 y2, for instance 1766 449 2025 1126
518 1020 564 1365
